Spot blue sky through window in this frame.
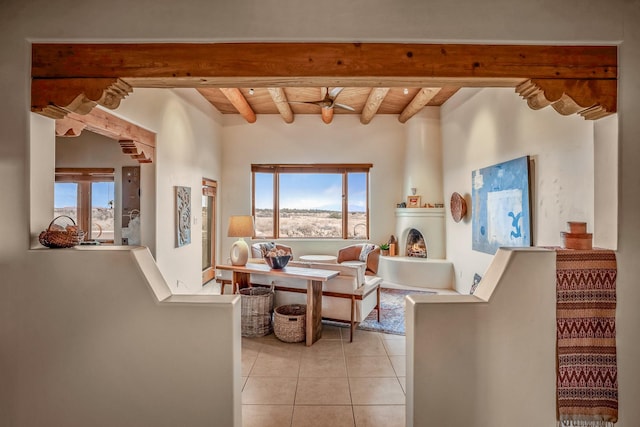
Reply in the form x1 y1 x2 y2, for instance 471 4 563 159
54 183 77 208
54 182 114 208
255 173 366 212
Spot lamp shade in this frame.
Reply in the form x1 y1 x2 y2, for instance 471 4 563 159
227 215 255 238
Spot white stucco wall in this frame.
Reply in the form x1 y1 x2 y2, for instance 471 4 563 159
2 1 639 426
594 114 619 250
220 114 405 259
403 107 443 205
107 88 224 293
10 247 241 427
406 248 557 426
442 87 602 292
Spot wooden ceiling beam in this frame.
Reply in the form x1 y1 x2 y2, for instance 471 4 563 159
55 107 155 163
267 88 294 123
124 76 524 88
31 43 617 121
32 43 616 80
219 88 256 123
398 88 440 123
360 87 390 124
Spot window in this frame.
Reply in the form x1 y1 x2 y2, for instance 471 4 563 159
54 168 115 242
252 164 371 239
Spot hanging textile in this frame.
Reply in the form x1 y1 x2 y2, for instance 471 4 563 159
555 249 618 426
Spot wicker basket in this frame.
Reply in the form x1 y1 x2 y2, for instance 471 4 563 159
274 304 306 343
239 287 274 337
38 215 85 248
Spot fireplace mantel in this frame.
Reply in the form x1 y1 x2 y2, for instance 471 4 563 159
395 207 445 217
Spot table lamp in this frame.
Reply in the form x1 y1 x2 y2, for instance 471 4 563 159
227 215 255 266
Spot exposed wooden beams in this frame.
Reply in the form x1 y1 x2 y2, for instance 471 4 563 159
361 88 390 124
219 88 256 123
55 107 155 163
267 88 294 123
31 43 618 121
428 87 461 106
398 88 440 123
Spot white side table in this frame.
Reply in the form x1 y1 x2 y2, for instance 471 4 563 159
299 254 338 263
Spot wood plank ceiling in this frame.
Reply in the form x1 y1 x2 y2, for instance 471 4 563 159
196 86 462 124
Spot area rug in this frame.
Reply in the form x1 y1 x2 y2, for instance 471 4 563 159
357 288 436 335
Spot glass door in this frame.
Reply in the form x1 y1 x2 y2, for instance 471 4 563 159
202 179 217 284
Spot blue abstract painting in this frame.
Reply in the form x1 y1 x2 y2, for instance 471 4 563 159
472 156 531 255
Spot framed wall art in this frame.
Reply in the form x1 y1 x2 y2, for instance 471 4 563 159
472 156 532 255
407 195 422 208
175 186 191 247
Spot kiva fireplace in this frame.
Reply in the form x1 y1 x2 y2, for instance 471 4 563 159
395 207 445 259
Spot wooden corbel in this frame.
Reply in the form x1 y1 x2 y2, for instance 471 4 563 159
55 116 87 137
32 78 132 119
119 140 154 163
516 79 617 120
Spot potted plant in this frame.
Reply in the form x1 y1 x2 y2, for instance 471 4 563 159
380 243 390 256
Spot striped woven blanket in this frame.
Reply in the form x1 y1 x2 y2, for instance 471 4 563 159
556 249 618 427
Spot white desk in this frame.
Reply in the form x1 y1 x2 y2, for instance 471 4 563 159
216 263 339 346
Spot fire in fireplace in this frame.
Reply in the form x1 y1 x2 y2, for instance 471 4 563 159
406 228 428 258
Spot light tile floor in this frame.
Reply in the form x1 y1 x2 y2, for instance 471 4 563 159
242 325 406 427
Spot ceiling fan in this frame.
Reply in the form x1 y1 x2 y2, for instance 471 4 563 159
289 87 356 111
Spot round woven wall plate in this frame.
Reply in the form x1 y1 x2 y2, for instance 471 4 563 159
450 192 467 223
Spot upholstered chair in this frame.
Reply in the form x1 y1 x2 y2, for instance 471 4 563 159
337 243 380 275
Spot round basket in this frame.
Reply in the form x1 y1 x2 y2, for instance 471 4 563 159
274 304 306 343
239 287 274 337
38 215 85 248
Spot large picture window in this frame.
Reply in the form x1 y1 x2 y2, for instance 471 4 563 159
252 164 371 239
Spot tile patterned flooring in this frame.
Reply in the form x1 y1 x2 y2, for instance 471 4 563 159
241 325 406 427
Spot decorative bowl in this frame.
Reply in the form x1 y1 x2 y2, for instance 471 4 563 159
450 192 467 223
264 255 292 269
